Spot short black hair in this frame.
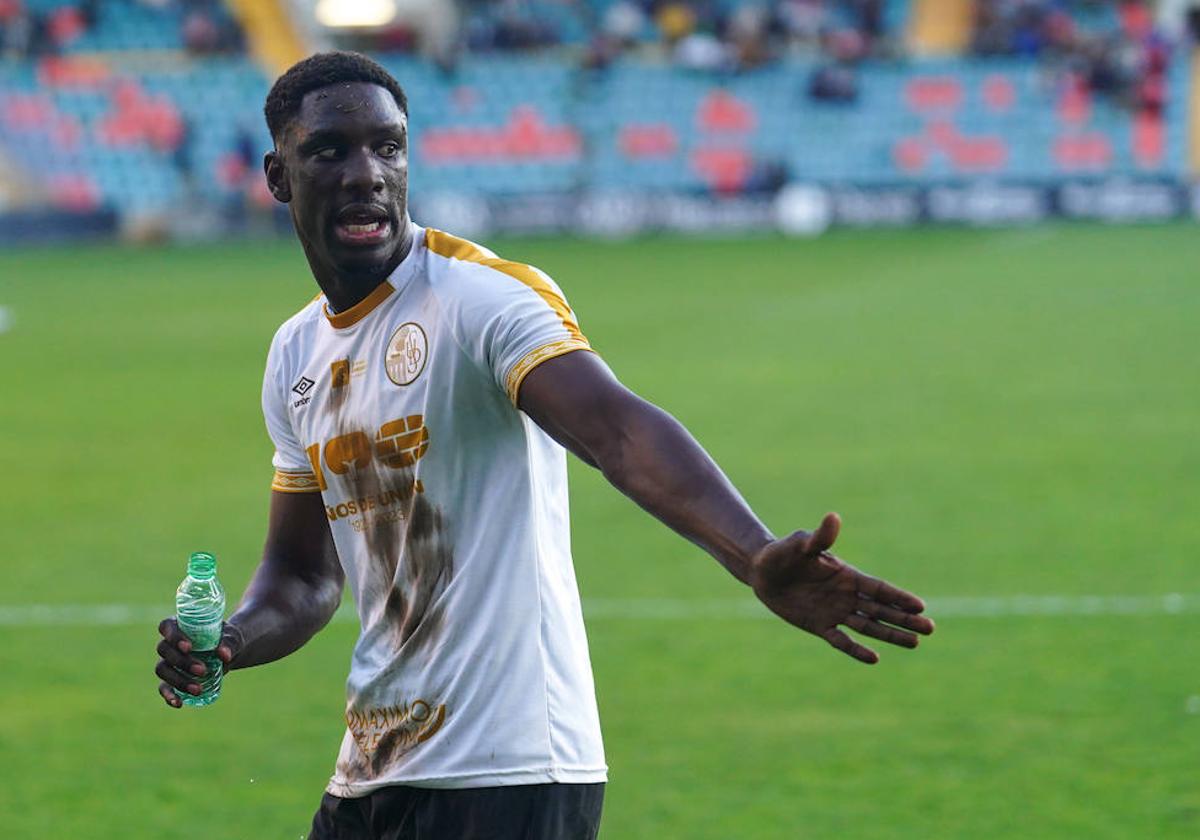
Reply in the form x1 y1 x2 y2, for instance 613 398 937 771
264 51 408 143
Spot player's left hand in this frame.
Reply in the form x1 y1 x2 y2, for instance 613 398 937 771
748 513 934 664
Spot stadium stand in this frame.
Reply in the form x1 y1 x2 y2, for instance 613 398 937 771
0 0 1192 234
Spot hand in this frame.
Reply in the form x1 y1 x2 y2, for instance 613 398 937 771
155 618 242 708
749 513 934 664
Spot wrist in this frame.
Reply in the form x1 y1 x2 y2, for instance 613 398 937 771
723 528 774 586
219 620 248 670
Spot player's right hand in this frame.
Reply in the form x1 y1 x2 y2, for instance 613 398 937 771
748 513 935 664
154 617 240 708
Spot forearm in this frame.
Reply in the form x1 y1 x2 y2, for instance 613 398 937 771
224 558 342 670
592 398 773 584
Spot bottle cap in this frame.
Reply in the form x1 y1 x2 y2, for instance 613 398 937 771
187 552 217 580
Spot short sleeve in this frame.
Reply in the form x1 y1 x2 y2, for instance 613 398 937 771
425 228 595 404
262 337 322 493
483 266 592 403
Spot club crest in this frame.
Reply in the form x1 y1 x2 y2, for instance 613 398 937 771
385 322 428 386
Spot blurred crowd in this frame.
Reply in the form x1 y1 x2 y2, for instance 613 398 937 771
0 0 243 58
373 0 897 75
581 0 893 72
363 0 896 104
971 1 1169 114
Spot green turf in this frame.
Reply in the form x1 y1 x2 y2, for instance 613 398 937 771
1 225 1197 838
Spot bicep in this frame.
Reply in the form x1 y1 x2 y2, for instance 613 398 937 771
517 350 643 466
264 489 343 588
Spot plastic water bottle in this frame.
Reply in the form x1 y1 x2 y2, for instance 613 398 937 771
174 551 226 707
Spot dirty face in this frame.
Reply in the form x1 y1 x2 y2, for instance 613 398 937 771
267 82 410 286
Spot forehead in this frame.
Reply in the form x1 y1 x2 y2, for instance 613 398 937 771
294 81 406 135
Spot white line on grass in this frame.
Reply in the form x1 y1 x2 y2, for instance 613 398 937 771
0 593 1195 627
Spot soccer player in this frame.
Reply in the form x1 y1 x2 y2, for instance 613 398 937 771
153 52 934 839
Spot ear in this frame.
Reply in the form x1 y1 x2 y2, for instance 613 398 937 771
264 150 291 203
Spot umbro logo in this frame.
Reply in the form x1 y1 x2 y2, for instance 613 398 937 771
292 376 315 408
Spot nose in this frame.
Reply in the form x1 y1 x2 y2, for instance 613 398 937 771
342 146 385 195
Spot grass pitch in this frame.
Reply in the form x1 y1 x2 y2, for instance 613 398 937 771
0 225 1197 838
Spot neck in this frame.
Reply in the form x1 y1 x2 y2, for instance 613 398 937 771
311 221 415 314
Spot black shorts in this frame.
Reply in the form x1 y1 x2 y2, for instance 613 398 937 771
308 782 605 840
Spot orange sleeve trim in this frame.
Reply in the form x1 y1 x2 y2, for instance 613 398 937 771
425 227 590 346
505 339 594 405
271 470 322 493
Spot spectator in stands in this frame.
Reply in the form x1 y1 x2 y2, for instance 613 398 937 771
971 0 1171 113
383 0 902 72
0 2 51 58
807 26 864 103
582 0 645 70
853 0 884 44
808 61 858 102
0 0 29 58
46 3 87 50
674 28 729 71
744 157 790 194
171 118 196 188
777 0 825 50
182 0 244 55
602 0 646 48
726 3 772 69
463 0 563 51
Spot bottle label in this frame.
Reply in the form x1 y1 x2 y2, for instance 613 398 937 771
178 618 223 651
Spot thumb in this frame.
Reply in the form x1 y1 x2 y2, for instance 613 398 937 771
804 512 841 556
771 512 842 563
216 622 245 667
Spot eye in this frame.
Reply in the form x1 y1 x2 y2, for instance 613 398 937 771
314 146 340 161
378 141 402 158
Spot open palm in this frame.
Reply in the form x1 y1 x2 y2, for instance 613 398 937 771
749 513 934 663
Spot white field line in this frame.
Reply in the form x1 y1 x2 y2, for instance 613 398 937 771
0 593 1196 627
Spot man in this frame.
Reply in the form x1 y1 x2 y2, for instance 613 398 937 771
154 52 934 839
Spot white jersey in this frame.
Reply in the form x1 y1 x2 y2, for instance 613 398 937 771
262 223 606 794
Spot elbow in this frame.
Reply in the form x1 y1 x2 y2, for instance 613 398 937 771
300 571 344 629
315 575 344 622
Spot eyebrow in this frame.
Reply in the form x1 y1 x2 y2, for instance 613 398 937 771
296 122 407 151
296 129 344 151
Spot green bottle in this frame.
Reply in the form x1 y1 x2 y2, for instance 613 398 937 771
174 552 226 707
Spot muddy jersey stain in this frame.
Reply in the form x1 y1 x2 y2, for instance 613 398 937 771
325 363 455 780
326 380 454 653
338 743 374 782
333 456 453 650
369 719 414 775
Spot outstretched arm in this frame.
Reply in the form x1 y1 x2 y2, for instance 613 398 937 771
518 351 933 664
155 490 343 707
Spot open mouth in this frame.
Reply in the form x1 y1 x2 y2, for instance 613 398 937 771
335 205 392 246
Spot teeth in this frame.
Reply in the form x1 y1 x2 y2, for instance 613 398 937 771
345 222 382 234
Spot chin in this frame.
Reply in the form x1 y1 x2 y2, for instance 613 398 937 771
332 247 394 276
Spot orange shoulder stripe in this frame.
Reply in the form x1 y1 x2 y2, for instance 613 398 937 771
424 227 588 346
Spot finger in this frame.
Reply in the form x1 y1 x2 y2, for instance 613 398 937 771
155 660 201 694
856 572 926 614
159 682 183 708
156 639 207 675
856 600 936 635
821 627 878 664
845 613 919 649
803 512 841 556
158 617 192 652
